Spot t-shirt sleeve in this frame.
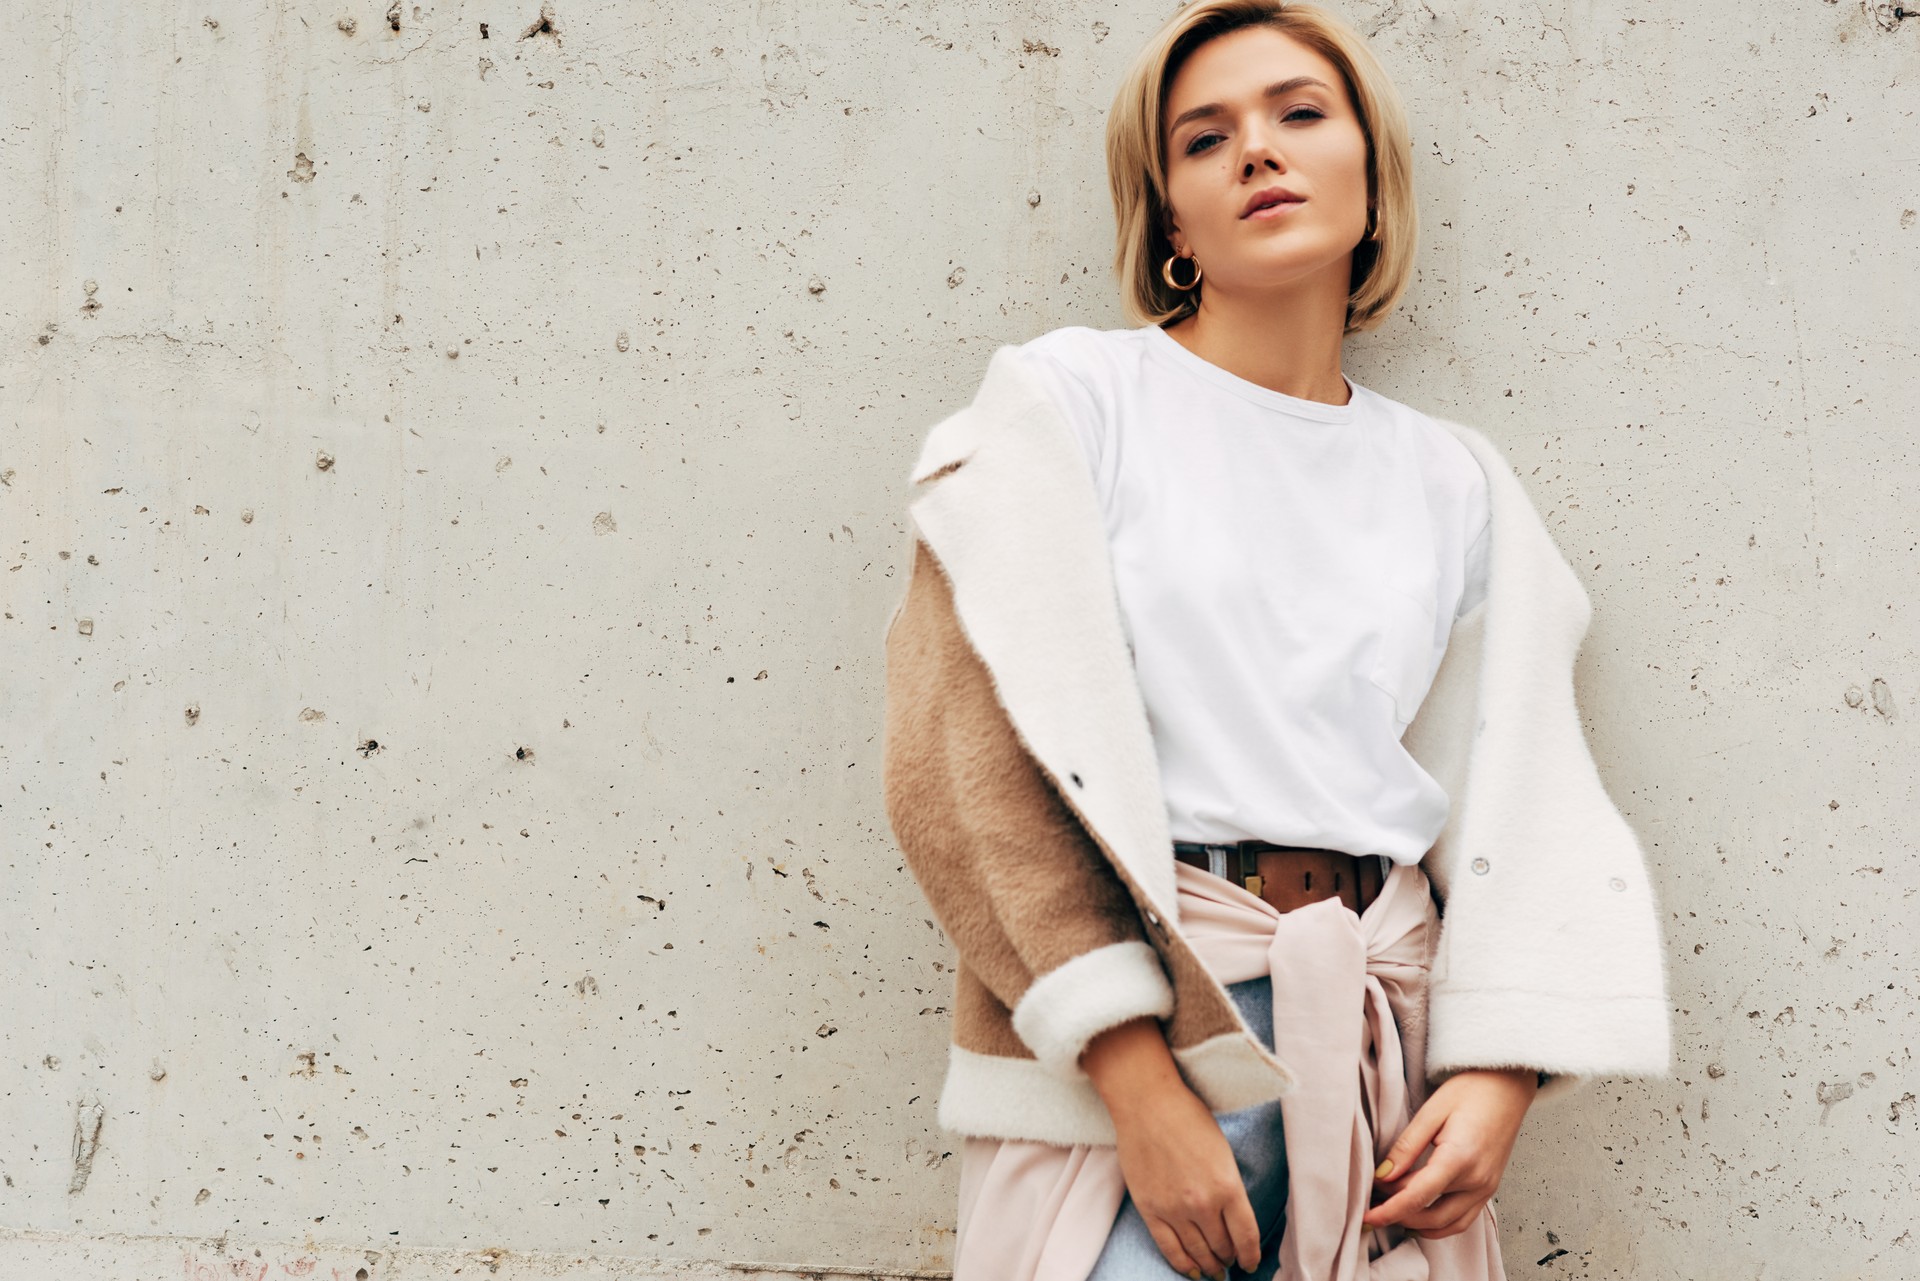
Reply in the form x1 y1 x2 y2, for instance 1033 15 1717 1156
1456 484 1492 620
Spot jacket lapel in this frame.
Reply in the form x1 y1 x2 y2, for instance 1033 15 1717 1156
906 345 1182 920
1404 421 1595 903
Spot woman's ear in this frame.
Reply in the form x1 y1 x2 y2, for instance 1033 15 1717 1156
1159 204 1181 255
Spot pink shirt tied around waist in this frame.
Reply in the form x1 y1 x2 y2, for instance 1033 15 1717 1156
953 860 1505 1281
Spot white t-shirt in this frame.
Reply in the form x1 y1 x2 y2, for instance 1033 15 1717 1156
1016 324 1490 865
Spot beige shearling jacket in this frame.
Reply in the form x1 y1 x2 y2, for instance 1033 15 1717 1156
880 344 1672 1148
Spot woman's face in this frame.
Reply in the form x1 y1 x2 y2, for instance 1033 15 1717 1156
1161 26 1372 298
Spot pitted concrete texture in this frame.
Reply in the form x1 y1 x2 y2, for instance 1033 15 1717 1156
2 2 1916 1278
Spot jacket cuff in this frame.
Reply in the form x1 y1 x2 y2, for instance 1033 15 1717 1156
1425 984 1672 1102
1010 941 1175 1077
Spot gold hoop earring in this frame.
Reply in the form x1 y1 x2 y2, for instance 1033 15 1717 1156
1364 206 1379 242
1162 252 1202 292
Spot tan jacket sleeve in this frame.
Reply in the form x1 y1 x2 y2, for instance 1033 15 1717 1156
882 536 1175 1076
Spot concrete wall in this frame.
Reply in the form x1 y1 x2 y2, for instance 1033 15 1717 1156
2 1 1914 1277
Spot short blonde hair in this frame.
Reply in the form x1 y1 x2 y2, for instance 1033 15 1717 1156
1105 1 1417 334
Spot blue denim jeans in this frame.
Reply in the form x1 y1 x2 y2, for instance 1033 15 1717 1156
1085 976 1288 1280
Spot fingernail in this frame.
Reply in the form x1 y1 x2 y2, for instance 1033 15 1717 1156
1374 1158 1395 1179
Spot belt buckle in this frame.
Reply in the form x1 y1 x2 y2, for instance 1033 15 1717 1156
1207 843 1265 899
1238 839 1266 897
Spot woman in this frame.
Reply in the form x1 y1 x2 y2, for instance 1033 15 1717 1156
880 4 1671 1279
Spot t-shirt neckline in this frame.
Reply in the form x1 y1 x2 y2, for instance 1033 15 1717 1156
1142 323 1363 423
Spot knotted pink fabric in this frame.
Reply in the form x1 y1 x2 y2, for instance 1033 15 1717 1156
952 859 1505 1281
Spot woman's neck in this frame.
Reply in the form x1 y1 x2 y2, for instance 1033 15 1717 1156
1159 275 1353 406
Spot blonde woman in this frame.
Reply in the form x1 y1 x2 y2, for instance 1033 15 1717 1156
880 4 1671 1280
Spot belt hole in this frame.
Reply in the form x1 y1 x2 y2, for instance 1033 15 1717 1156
1303 871 1311 890
1334 872 1343 892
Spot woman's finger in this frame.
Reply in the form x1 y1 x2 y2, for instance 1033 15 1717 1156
1189 1201 1242 1276
1143 1215 1204 1278
1171 1215 1227 1279
1222 1190 1264 1273
1397 1189 1480 1232
1407 1192 1491 1240
1363 1150 1459 1229
1375 1091 1450 1183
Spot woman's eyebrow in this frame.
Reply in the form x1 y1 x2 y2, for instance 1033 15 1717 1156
1167 76 1335 136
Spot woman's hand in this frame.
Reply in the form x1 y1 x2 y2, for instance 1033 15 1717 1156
1362 1067 1538 1239
1082 1018 1262 1280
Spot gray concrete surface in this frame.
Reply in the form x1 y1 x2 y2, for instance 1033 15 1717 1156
2 1 1915 1278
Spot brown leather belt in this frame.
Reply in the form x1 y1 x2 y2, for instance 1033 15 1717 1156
1173 839 1385 916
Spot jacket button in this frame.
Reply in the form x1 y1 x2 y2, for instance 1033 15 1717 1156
1470 857 1490 875
1609 877 1627 892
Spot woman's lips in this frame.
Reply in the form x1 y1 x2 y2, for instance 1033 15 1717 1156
1244 198 1305 220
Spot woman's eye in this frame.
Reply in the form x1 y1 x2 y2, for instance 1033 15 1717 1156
1183 108 1324 155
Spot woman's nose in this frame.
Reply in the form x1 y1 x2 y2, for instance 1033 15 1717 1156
1236 121 1288 175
